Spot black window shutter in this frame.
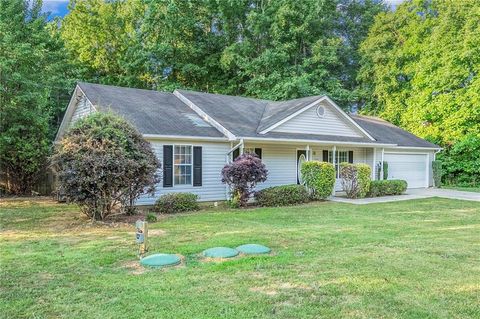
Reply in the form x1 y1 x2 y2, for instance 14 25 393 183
254 148 262 159
163 145 173 187
193 146 202 187
348 151 354 163
322 150 329 162
233 148 240 161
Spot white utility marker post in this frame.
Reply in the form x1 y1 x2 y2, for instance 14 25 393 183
135 220 148 258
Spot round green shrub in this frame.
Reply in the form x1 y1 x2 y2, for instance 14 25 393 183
300 161 335 200
255 184 309 207
154 192 199 214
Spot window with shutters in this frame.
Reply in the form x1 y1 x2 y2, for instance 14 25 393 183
174 145 192 185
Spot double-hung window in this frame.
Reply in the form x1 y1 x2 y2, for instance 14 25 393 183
328 150 348 178
174 145 192 185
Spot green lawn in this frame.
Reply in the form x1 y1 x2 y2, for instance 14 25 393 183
442 185 480 193
1 198 480 318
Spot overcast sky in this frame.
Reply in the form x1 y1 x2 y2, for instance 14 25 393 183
41 0 406 19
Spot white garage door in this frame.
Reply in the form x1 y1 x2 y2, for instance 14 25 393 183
384 153 428 188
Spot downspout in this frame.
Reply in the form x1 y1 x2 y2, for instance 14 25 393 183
224 139 244 200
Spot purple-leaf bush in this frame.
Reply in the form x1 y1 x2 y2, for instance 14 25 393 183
221 153 268 207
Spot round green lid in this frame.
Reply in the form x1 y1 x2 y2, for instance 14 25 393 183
140 253 181 268
236 244 271 255
202 247 239 258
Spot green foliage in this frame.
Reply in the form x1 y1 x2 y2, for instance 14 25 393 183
357 164 372 198
438 134 480 186
60 0 385 105
154 193 199 214
339 163 371 199
301 161 336 200
52 112 160 220
0 0 73 194
146 212 158 223
358 0 480 145
255 184 309 207
367 180 408 197
432 160 443 188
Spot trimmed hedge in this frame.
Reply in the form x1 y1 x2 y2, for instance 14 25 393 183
255 184 309 207
300 161 336 200
154 192 199 214
367 180 407 197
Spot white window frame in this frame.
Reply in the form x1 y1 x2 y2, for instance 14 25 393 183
173 144 193 186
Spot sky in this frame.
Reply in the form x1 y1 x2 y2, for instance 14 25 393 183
41 0 405 19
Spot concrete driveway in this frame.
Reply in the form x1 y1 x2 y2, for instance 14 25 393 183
330 188 480 205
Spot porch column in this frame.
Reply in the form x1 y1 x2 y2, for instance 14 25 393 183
372 148 377 180
380 148 385 180
332 145 336 196
306 145 310 160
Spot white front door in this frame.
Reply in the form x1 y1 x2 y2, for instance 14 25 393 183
384 153 428 188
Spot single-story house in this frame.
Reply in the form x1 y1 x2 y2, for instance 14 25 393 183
56 82 441 205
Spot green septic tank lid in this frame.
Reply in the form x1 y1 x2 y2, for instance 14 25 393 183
202 247 239 258
140 253 181 268
236 244 271 255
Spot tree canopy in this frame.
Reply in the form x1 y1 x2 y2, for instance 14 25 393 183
0 0 73 194
60 0 386 106
358 0 480 145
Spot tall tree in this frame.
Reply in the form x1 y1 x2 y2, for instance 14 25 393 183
0 0 72 194
61 0 386 106
358 0 480 145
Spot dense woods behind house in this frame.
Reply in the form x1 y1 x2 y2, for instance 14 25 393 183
1 0 479 195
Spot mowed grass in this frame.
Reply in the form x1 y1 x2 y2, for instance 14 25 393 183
1 198 480 319
442 185 480 193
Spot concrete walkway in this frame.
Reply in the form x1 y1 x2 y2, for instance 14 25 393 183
330 188 480 205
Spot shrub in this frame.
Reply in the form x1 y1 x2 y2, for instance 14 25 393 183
52 112 160 221
154 193 199 214
255 184 309 207
432 160 443 188
221 153 268 207
438 134 480 186
339 163 371 199
146 212 158 222
300 161 335 200
367 180 407 197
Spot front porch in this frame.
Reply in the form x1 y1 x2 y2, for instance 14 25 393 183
228 139 392 192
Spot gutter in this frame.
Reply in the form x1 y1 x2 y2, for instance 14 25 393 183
238 136 396 148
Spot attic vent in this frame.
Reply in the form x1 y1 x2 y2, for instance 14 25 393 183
184 113 211 127
316 105 325 118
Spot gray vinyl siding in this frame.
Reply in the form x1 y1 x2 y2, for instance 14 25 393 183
245 143 298 190
271 102 363 137
137 139 231 205
71 95 95 124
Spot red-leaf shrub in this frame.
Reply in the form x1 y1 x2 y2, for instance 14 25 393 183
221 153 268 207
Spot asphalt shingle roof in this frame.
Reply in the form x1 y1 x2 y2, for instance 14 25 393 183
78 82 224 138
77 82 440 148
